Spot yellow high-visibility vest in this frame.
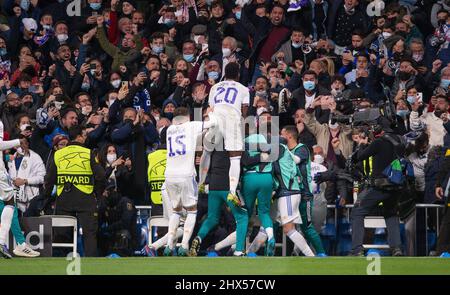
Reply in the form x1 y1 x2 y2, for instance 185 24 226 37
54 145 94 196
147 149 167 205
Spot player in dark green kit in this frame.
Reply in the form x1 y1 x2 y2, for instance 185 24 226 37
189 150 248 256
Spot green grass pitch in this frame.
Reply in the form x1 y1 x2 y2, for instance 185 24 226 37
0 257 449 275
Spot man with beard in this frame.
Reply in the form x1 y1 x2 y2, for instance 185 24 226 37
0 92 26 135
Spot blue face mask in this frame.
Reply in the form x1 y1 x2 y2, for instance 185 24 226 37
292 41 302 49
164 19 175 27
152 45 164 54
303 80 315 91
235 11 242 20
396 109 410 118
0 48 7 56
90 2 101 11
20 0 30 11
208 71 220 80
407 95 416 105
183 54 195 62
441 79 450 89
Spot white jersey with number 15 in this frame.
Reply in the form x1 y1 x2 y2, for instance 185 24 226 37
208 80 249 116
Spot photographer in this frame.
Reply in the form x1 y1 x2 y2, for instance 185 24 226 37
304 95 354 162
350 119 405 256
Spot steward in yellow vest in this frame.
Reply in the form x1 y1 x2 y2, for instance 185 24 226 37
44 125 106 256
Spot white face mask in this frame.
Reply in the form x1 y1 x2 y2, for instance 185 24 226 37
81 106 91 116
16 147 25 155
329 122 339 130
57 34 68 43
107 153 117 165
256 107 268 116
313 154 324 164
382 32 392 39
222 48 231 57
20 124 30 131
111 79 121 88
108 98 116 106
193 35 202 44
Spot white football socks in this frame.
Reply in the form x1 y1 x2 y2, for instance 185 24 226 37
229 156 241 195
167 212 181 249
181 211 197 249
287 229 314 257
214 231 236 251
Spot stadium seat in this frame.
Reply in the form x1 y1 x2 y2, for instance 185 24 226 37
44 215 78 257
362 217 390 250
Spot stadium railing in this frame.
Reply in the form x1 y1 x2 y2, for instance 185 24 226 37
325 204 445 255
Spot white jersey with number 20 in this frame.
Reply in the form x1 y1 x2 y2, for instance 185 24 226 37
208 80 249 115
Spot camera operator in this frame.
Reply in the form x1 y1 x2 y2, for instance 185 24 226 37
350 118 404 256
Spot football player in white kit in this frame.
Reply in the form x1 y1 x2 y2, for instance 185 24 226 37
164 107 216 256
203 62 249 206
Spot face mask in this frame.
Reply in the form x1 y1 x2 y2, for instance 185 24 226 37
89 2 101 10
313 154 324 164
331 88 342 97
222 48 231 57
329 122 339 130
164 19 175 27
111 79 121 88
20 124 30 131
256 107 268 116
152 45 163 54
382 32 392 39
108 98 116 106
292 41 302 48
107 153 117 165
57 34 68 43
207 71 219 80
303 80 315 91
43 25 53 31
90 69 96 76
398 71 411 81
407 95 416 105
164 112 174 120
193 35 202 44
16 147 24 156
20 0 30 11
255 90 268 99
183 54 195 62
235 11 241 20
412 53 423 62
81 105 91 115
81 82 90 91
396 109 410 118
0 48 6 56
441 79 450 89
